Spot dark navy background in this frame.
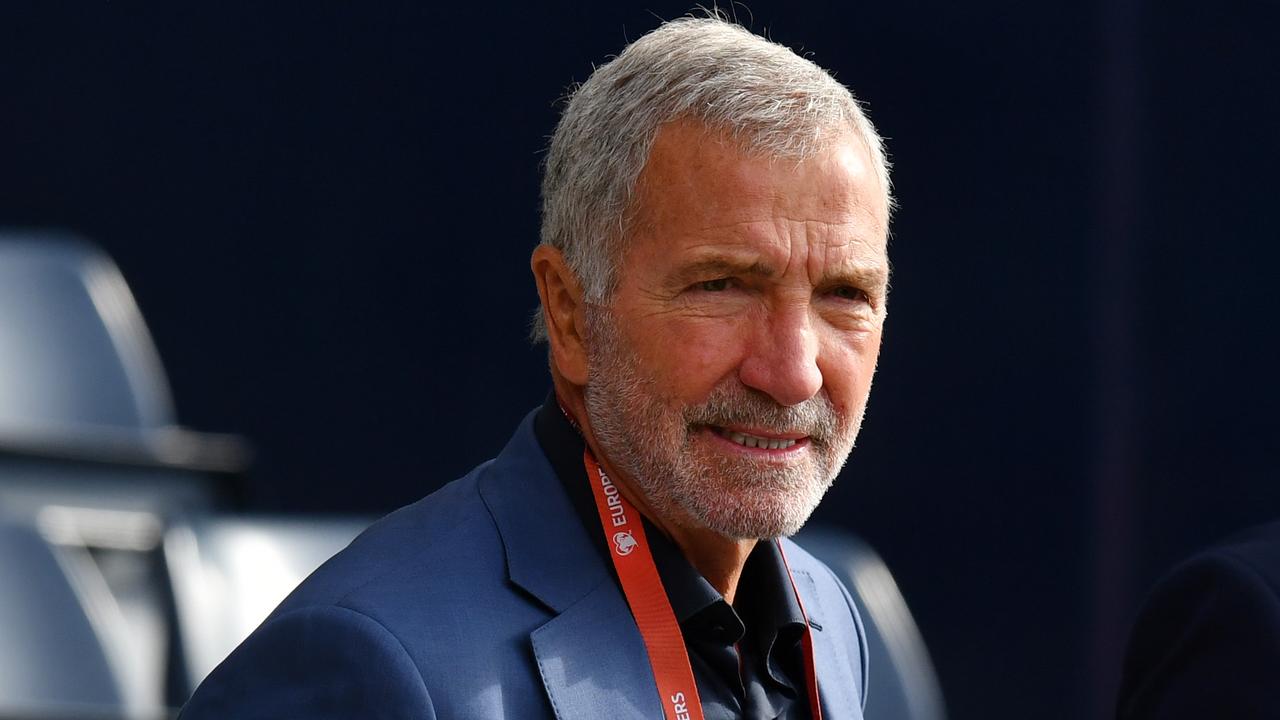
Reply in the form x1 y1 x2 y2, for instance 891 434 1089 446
3 2 1278 718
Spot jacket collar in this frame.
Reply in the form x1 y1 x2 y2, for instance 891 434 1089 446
477 410 611 614
786 554 861 717
479 409 858 719
477 411 667 717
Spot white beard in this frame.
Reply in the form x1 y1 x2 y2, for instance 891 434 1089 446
582 309 868 539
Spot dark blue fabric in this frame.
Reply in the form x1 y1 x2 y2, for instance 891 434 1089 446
1117 520 1280 719
180 410 868 719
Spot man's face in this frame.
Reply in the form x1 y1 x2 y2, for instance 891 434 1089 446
583 120 890 540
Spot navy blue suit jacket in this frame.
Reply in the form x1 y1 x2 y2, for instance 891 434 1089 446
1117 520 1280 718
181 412 869 719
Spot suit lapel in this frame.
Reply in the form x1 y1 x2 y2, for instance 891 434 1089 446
477 412 607 613
530 580 665 720
791 567 863 719
478 414 662 719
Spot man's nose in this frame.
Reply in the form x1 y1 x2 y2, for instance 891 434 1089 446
737 306 823 407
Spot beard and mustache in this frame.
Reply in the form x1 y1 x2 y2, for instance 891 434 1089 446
582 308 868 540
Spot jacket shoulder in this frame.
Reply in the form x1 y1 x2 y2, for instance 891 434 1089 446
1117 520 1280 718
182 604 436 719
1214 520 1280 590
273 459 505 614
187 412 569 719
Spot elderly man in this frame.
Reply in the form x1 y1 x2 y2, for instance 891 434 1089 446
181 16 891 720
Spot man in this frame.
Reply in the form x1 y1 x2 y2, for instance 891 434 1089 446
182 16 891 719
1116 520 1280 718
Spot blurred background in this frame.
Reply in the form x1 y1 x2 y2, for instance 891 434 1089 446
1 1 1278 719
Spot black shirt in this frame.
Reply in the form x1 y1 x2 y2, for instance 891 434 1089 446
533 398 812 720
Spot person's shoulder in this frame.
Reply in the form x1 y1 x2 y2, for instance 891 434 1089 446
1142 519 1280 622
1206 519 1280 587
275 410 558 616
181 469 501 718
274 460 502 612
184 414 573 717
1117 519 1280 719
181 603 436 719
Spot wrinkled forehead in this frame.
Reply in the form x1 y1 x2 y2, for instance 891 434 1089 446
629 120 890 250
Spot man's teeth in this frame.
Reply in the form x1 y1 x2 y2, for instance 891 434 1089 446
724 430 798 450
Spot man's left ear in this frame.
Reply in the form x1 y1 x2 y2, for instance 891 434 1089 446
530 244 590 385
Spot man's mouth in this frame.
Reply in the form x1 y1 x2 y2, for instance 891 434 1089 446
708 425 806 450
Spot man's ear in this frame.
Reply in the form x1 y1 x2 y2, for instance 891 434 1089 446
531 244 590 385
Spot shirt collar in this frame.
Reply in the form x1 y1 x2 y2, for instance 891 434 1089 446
738 538 809 687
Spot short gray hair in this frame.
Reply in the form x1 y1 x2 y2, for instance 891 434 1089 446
532 16 891 342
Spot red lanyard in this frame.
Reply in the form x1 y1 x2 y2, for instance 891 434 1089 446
583 450 824 720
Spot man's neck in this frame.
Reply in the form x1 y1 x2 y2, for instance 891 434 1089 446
663 524 757 606
553 374 758 604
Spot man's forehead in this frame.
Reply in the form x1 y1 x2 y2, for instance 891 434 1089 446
634 121 889 234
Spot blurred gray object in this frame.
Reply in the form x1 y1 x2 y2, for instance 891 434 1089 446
0 231 249 474
796 528 947 720
163 515 372 696
0 231 172 431
0 230 249 523
0 518 122 718
0 231 249 719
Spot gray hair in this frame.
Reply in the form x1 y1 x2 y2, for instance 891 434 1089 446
532 16 891 342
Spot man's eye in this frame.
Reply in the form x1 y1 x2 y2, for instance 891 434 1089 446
832 286 869 303
699 278 732 292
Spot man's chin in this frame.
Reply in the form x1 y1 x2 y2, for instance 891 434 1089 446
691 514 812 541
678 487 824 540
